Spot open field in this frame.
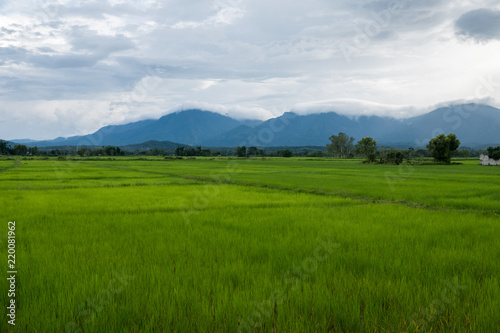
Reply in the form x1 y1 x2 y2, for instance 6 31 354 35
1 157 499 332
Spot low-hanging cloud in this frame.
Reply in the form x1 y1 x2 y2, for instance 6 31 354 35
455 8 500 42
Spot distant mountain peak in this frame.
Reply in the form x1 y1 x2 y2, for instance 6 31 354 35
8 104 500 149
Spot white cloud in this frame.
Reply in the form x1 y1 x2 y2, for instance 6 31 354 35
292 99 423 119
0 99 111 140
171 3 245 29
1 0 500 140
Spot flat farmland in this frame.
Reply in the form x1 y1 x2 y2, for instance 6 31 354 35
1 157 499 332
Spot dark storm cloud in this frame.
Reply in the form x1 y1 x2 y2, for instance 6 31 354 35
455 8 500 42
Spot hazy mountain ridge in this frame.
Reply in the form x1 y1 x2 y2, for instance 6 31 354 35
22 110 241 147
9 104 500 148
207 104 500 148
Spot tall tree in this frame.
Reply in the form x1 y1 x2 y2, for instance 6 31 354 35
0 140 10 155
327 132 355 158
355 137 377 162
427 134 460 164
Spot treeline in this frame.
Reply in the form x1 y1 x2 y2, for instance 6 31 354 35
76 146 124 156
0 141 39 156
234 146 294 157
174 146 295 157
0 139 496 161
0 140 124 157
174 146 218 157
326 132 498 164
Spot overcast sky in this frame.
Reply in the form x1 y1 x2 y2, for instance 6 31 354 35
1 0 500 140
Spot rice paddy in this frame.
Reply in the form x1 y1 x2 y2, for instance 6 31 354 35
1 157 499 332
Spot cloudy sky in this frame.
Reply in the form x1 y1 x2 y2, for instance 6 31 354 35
1 0 500 140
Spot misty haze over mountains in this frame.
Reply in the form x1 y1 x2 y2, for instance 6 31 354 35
11 104 500 149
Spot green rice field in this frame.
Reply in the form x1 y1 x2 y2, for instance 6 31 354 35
1 157 499 332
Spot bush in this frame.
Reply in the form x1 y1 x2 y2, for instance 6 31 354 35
276 150 293 157
379 149 406 165
307 151 326 157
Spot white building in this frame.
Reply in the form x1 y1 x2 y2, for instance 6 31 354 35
480 154 500 166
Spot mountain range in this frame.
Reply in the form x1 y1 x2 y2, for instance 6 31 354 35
10 104 500 149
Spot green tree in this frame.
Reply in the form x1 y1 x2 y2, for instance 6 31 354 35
0 140 11 155
487 146 500 160
27 146 39 156
13 144 28 156
307 151 325 157
380 149 405 165
355 137 377 162
276 149 293 157
407 147 414 159
103 146 122 156
427 134 460 164
247 146 258 156
236 146 247 157
175 147 185 156
453 149 470 158
327 132 355 158
151 148 165 156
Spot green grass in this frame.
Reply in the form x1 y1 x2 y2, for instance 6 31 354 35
1 157 499 332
